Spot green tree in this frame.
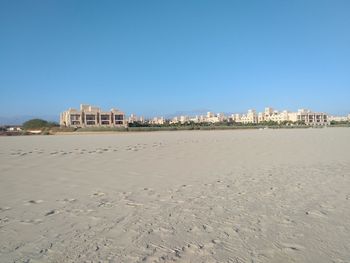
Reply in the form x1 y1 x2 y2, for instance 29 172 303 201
22 119 58 130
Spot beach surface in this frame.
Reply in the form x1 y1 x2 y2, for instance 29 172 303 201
0 128 350 263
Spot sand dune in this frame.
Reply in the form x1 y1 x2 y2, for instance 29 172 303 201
0 128 350 262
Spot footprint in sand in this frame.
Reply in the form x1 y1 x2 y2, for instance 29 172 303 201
20 218 44 225
0 216 10 225
305 210 328 218
279 242 304 252
97 199 114 208
45 209 59 216
211 239 221 245
142 187 157 197
58 198 77 204
92 191 105 197
202 224 214 233
101 148 109 152
0 206 12 212
26 200 44 205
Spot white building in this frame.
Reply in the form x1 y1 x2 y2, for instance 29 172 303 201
150 117 165 125
128 114 137 124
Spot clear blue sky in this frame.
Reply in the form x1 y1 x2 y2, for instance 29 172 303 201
1 0 350 120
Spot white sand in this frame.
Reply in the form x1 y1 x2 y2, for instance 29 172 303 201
0 128 350 263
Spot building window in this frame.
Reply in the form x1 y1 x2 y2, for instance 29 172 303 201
101 115 110 121
70 114 81 121
86 115 96 121
115 114 124 121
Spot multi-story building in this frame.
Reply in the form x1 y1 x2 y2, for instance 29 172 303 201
257 107 289 123
171 114 211 124
267 110 290 123
189 116 200 123
60 104 127 128
127 114 146 124
206 115 220 123
206 112 214 118
128 114 137 124
241 109 258 124
288 109 328 125
150 117 165 125
217 113 227 122
264 107 274 118
170 116 179 124
231 113 242 123
258 112 264 123
232 107 329 125
139 116 145 124
328 115 349 122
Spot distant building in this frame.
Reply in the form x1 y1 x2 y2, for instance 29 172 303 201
170 116 180 124
206 115 220 123
60 104 127 128
268 110 289 123
329 115 349 122
217 113 227 122
128 114 137 124
207 112 214 118
6 126 22 132
231 113 242 123
241 109 258 124
231 107 329 125
256 107 289 123
189 116 200 123
150 117 165 125
288 109 329 125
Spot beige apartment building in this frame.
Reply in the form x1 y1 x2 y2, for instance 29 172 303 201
231 113 242 123
260 107 290 123
241 109 258 124
289 109 329 125
60 104 127 128
233 107 329 125
329 115 349 122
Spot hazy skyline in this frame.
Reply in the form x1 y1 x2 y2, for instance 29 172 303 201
1 0 350 122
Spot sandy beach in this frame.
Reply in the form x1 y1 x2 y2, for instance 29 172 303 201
0 128 350 263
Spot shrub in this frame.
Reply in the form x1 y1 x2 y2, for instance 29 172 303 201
22 119 59 130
